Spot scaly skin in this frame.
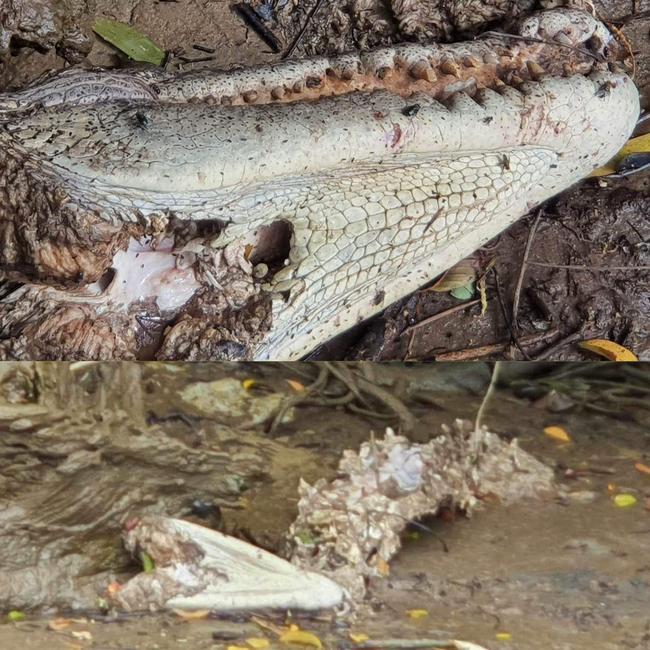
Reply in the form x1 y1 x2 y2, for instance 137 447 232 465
0 8 640 360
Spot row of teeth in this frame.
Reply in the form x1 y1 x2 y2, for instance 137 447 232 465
182 52 584 106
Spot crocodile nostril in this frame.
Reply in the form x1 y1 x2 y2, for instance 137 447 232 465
248 219 293 268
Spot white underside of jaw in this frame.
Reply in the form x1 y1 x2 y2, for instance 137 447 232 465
116 516 346 612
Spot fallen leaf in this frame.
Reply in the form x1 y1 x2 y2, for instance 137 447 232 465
349 633 370 643
477 275 488 315
92 19 166 65
172 609 210 620
141 550 155 573
49 618 72 631
429 258 476 292
634 462 650 476
228 646 250 650
286 379 306 393
614 494 637 508
106 581 122 596
279 629 323 649
242 379 256 390
495 632 512 641
607 483 617 493
406 609 429 619
247 638 270 649
7 610 26 622
591 133 650 177
71 631 92 641
544 426 571 443
578 339 638 361
450 282 475 301
376 557 390 576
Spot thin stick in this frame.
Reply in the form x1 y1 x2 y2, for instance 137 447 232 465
433 328 559 361
476 31 600 61
282 0 326 59
512 211 543 333
349 639 488 649
401 299 482 337
527 262 650 271
474 361 500 434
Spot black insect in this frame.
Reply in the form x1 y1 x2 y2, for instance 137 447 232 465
135 111 150 129
402 104 421 117
498 154 511 171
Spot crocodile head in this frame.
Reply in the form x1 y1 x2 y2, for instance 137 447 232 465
0 8 639 360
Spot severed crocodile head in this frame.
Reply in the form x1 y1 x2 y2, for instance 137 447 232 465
0 8 639 360
111 515 346 612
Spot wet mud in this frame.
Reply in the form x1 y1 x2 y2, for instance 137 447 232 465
0 363 649 649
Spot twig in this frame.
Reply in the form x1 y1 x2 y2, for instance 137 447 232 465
526 262 650 271
433 328 559 361
282 0 326 59
512 211 543 333
232 3 282 53
474 362 500 434
401 300 482 337
492 268 532 360
533 330 583 360
476 31 601 61
348 640 488 649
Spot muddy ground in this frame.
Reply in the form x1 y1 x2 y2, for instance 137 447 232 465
0 0 648 361
0 362 649 649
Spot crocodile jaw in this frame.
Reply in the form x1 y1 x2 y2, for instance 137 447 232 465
0 9 640 360
113 516 346 612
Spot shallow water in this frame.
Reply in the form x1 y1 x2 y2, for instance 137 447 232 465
0 363 648 648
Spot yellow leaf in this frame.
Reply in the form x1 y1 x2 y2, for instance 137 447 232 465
428 258 476 292
7 610 26 622
247 639 270 649
614 494 637 508
279 629 323 649
477 275 488 315
172 609 210 620
48 618 77 631
350 633 370 643
376 557 390 576
242 379 257 390
544 426 571 443
495 632 512 641
578 339 638 361
406 609 429 619
286 379 306 393
590 133 650 176
634 462 650 476
228 646 250 650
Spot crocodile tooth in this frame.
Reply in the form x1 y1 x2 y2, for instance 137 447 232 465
409 61 436 82
440 59 461 78
527 61 546 80
462 55 481 68
483 52 499 65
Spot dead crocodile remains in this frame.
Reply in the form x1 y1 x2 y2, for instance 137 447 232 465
0 8 639 360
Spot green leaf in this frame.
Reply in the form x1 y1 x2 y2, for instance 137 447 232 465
450 281 475 301
93 19 165 65
140 551 155 573
7 610 26 622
